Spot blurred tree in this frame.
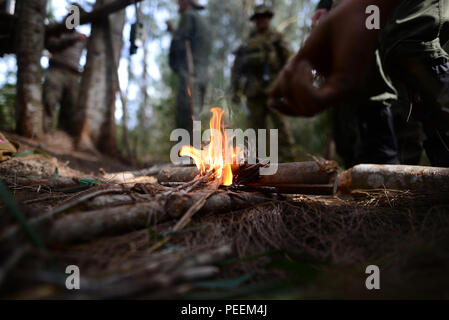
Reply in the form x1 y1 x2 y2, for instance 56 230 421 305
14 0 47 138
118 0 329 163
0 82 15 131
77 0 126 154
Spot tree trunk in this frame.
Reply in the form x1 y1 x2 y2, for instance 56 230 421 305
77 0 125 154
15 0 47 138
135 41 150 160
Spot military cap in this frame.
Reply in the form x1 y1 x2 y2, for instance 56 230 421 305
250 4 274 21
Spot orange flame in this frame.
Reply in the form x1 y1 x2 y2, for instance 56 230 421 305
180 107 238 186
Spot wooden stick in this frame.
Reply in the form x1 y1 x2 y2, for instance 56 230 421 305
158 166 199 183
252 161 338 186
338 164 449 193
43 191 276 244
158 161 339 195
148 187 218 254
159 162 337 185
0 188 126 243
165 190 278 219
45 201 164 244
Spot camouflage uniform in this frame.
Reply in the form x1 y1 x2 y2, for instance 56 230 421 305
43 30 86 135
317 0 400 168
169 7 211 139
379 0 449 167
444 41 449 53
231 7 294 161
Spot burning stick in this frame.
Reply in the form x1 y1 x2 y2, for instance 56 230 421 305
246 161 338 195
158 161 339 195
162 107 338 195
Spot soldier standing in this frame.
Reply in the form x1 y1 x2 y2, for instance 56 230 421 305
43 13 87 135
231 4 294 162
169 0 211 141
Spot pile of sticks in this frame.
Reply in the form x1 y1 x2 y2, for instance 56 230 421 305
159 161 339 195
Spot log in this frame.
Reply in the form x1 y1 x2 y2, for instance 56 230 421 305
102 164 173 183
44 192 277 244
158 161 339 195
157 166 200 183
45 202 164 244
165 191 279 219
249 161 338 195
253 161 337 186
338 164 449 193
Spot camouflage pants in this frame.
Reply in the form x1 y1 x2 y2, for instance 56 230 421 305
388 58 449 167
43 66 82 135
378 0 449 167
391 85 425 165
332 102 400 169
175 71 207 141
332 51 400 168
246 95 295 162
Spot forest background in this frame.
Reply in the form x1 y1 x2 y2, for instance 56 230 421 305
0 0 330 164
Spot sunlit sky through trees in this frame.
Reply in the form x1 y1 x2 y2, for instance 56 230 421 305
0 0 318 128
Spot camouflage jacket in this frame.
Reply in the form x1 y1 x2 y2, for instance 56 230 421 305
46 31 86 73
169 9 211 80
319 0 449 64
379 0 449 66
231 28 291 98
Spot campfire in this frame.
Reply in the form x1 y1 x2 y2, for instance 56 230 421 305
165 107 339 195
180 107 240 186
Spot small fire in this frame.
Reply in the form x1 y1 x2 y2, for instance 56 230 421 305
180 108 239 186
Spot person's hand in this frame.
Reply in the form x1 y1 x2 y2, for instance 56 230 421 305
269 0 401 118
311 8 329 29
268 0 384 117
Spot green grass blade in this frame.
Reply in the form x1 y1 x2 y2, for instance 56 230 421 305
0 181 46 249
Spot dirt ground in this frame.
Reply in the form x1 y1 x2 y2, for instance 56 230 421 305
2 131 133 175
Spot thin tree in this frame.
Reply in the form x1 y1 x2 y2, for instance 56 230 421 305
77 0 126 155
15 0 47 138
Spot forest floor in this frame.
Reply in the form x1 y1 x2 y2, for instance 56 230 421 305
1 131 449 299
